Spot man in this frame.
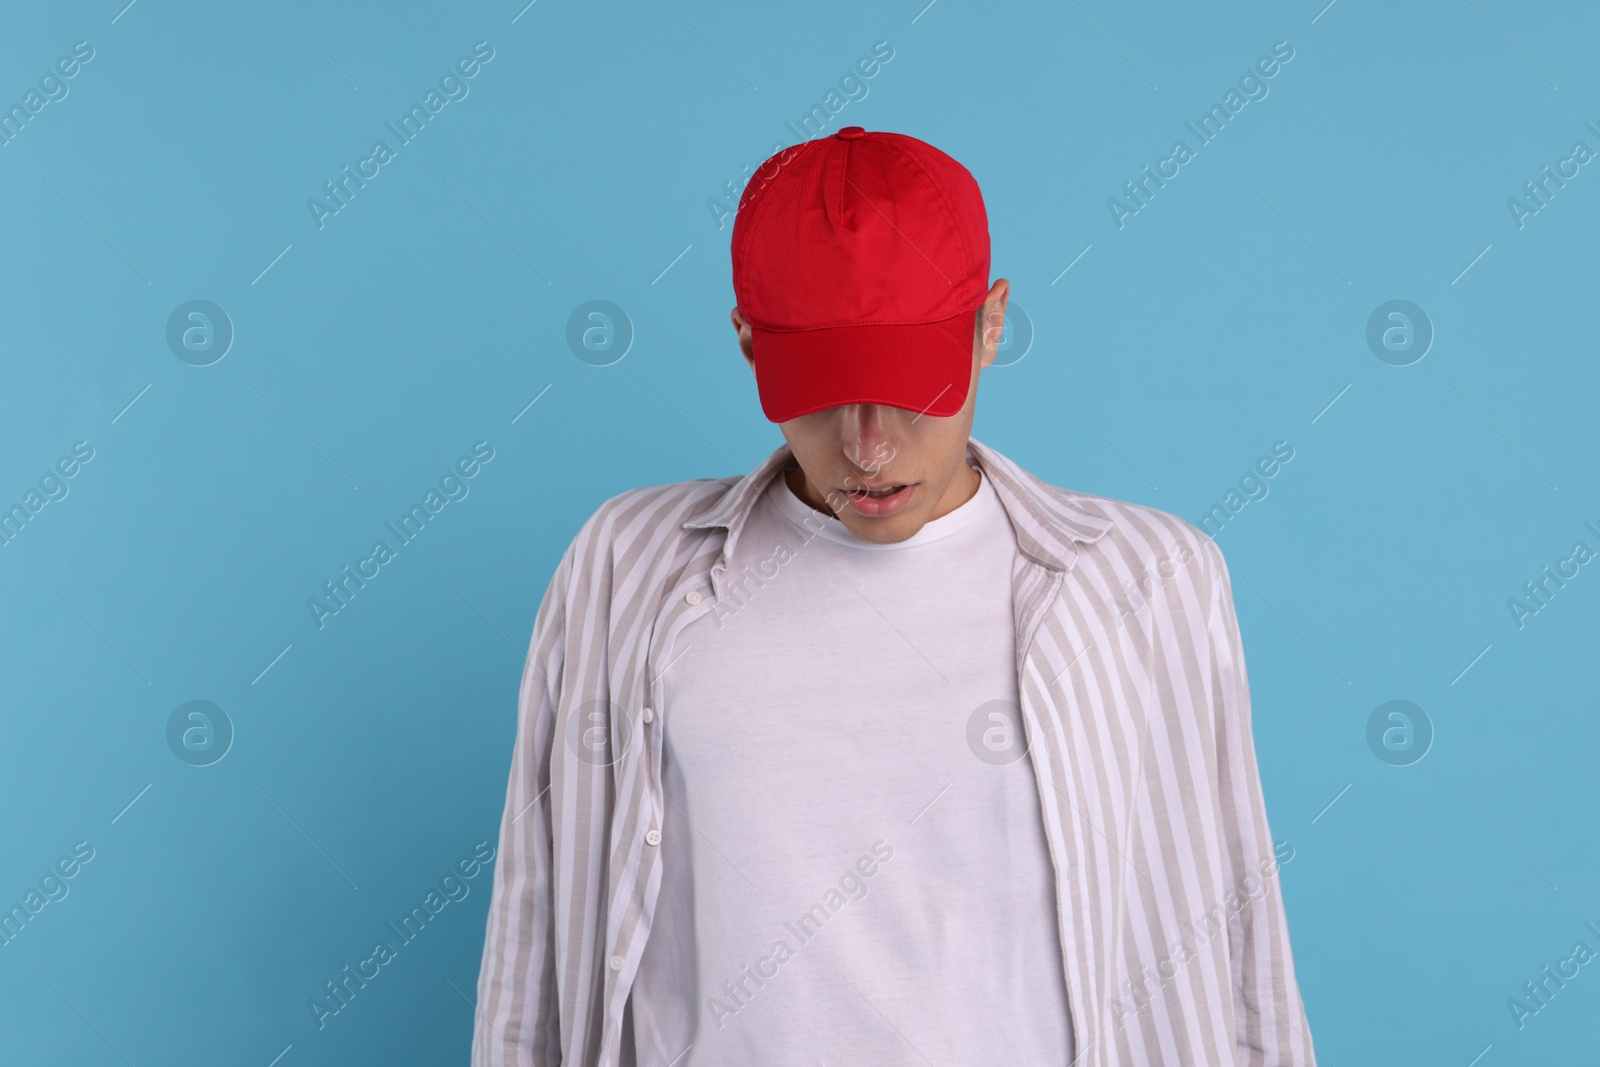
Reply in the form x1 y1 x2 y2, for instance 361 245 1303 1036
473 127 1315 1066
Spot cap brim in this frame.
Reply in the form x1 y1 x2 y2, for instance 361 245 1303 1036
750 310 975 423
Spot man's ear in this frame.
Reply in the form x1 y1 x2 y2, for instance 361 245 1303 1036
977 278 1011 369
730 307 756 372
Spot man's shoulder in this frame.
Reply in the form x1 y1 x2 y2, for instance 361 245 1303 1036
977 437 1225 584
565 472 738 560
1064 485 1217 559
1039 479 1229 599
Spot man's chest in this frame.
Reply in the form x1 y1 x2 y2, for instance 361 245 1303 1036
655 505 1022 844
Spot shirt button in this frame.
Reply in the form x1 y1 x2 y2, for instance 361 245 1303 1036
685 590 702 605
609 954 624 971
642 707 655 724
645 829 661 846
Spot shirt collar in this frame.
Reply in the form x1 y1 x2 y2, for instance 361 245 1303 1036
681 434 1114 575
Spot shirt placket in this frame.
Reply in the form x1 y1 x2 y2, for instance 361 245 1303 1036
1015 557 1106 1066
601 564 719 1059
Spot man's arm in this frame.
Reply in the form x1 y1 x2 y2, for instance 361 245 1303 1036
1199 537 1318 1066
472 540 575 1067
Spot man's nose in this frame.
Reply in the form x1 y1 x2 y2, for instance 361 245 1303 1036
840 403 899 472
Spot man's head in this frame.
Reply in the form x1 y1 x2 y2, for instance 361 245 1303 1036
728 127 999 544
731 278 1008 544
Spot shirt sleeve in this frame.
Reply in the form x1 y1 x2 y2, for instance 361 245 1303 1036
1199 537 1318 1066
472 539 575 1067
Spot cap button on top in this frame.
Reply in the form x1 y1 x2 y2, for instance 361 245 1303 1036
836 125 866 140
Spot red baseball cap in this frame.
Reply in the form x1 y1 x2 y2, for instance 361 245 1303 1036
731 126 991 424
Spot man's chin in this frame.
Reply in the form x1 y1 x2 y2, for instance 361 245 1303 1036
838 507 927 545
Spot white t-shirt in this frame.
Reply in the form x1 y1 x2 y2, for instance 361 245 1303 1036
630 452 1076 1066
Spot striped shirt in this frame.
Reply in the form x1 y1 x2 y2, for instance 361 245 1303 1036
472 434 1316 1067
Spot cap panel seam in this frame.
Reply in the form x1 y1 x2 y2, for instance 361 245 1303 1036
835 138 851 226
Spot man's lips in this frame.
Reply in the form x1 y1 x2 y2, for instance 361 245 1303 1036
839 481 917 517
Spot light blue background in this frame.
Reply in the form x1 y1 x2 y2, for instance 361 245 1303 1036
2 0 1596 1063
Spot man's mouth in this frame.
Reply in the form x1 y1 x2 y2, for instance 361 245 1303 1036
839 482 917 517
